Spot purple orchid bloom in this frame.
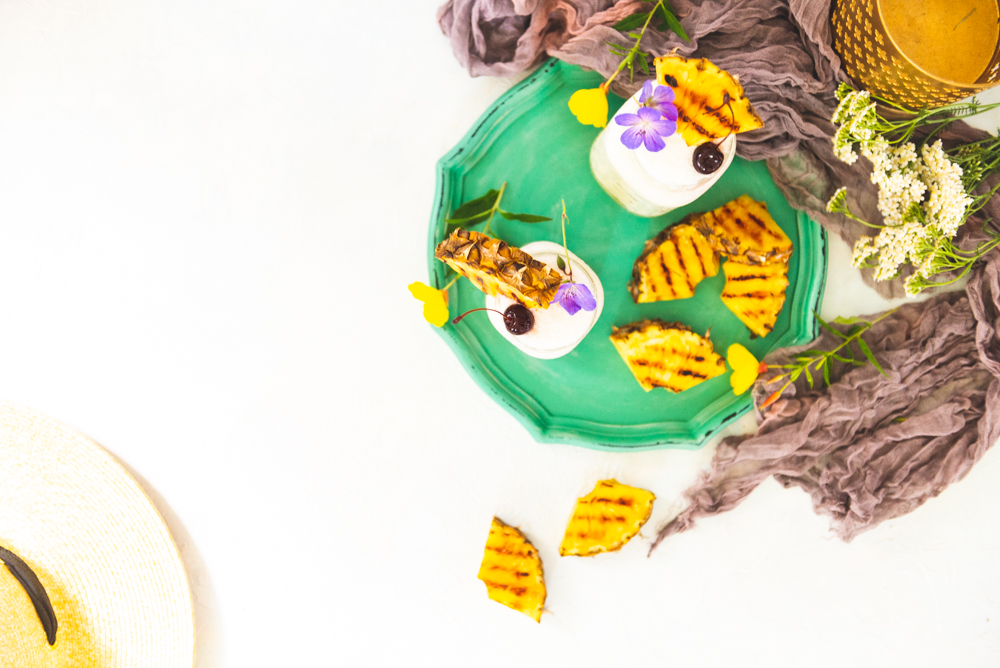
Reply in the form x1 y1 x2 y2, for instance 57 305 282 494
638 80 678 122
615 106 677 152
554 282 597 316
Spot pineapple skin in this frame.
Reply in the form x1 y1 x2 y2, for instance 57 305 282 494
560 480 656 557
653 55 764 146
629 221 720 303
609 319 727 393
477 517 546 623
435 228 562 309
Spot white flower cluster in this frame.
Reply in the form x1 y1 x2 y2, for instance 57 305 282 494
917 141 971 238
845 140 972 289
831 87 877 164
862 140 925 226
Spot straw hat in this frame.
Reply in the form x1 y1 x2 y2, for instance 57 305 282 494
0 403 194 666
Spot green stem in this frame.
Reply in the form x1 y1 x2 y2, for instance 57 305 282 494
605 0 663 89
560 199 573 280
441 274 460 292
768 309 898 385
483 181 507 236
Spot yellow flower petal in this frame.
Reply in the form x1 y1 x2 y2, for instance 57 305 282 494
727 343 760 395
408 281 450 327
568 87 608 128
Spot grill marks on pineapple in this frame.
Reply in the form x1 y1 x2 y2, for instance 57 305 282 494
478 518 546 622
627 195 794 339
653 54 763 146
609 320 726 393
630 223 719 303
721 260 789 337
559 480 656 557
694 195 793 265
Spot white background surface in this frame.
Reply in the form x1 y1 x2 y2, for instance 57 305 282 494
0 1 999 666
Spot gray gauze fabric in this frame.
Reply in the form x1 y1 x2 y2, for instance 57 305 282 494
438 0 1000 546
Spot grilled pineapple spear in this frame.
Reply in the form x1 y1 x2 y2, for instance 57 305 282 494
690 195 793 266
610 319 726 393
629 222 719 303
478 517 546 622
720 259 790 338
435 228 562 309
654 55 764 146
560 480 656 556
629 196 793 338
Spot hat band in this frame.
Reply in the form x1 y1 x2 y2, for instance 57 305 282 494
0 545 57 646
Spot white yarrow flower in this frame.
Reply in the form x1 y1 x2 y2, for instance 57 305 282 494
917 140 971 238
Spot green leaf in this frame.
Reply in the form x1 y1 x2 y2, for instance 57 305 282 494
445 212 491 226
613 12 648 31
832 315 866 325
822 358 831 386
446 190 499 223
636 51 650 76
655 4 689 42
557 256 566 271
498 210 552 223
857 337 889 377
815 312 848 339
790 367 802 381
804 365 814 388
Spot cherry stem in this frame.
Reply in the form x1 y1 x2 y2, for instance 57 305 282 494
452 307 509 324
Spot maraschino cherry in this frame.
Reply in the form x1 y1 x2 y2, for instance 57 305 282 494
692 92 735 175
453 304 534 335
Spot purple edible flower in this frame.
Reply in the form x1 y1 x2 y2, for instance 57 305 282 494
638 80 678 122
615 106 677 152
554 282 597 316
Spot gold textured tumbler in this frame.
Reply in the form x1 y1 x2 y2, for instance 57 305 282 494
832 0 1000 108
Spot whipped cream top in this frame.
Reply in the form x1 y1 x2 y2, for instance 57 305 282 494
485 242 604 360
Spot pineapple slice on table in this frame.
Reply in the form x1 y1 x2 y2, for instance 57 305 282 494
653 55 764 146
720 258 790 338
628 222 720 303
435 228 563 309
690 195 793 266
560 480 656 557
609 319 727 393
477 517 546 623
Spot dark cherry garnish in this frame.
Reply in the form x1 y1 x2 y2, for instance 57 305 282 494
453 304 535 335
692 91 736 175
693 142 725 174
502 304 534 334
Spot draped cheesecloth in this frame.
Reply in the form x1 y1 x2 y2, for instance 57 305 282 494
437 0 1000 548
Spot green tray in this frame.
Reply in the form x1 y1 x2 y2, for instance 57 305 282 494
427 58 827 451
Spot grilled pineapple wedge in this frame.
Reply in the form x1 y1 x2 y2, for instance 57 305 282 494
654 55 763 146
560 480 656 557
610 319 726 393
691 195 793 265
720 258 789 338
435 228 562 309
629 222 720 303
478 517 546 623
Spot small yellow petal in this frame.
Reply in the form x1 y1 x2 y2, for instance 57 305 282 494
727 343 760 395
568 87 608 128
408 281 450 327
